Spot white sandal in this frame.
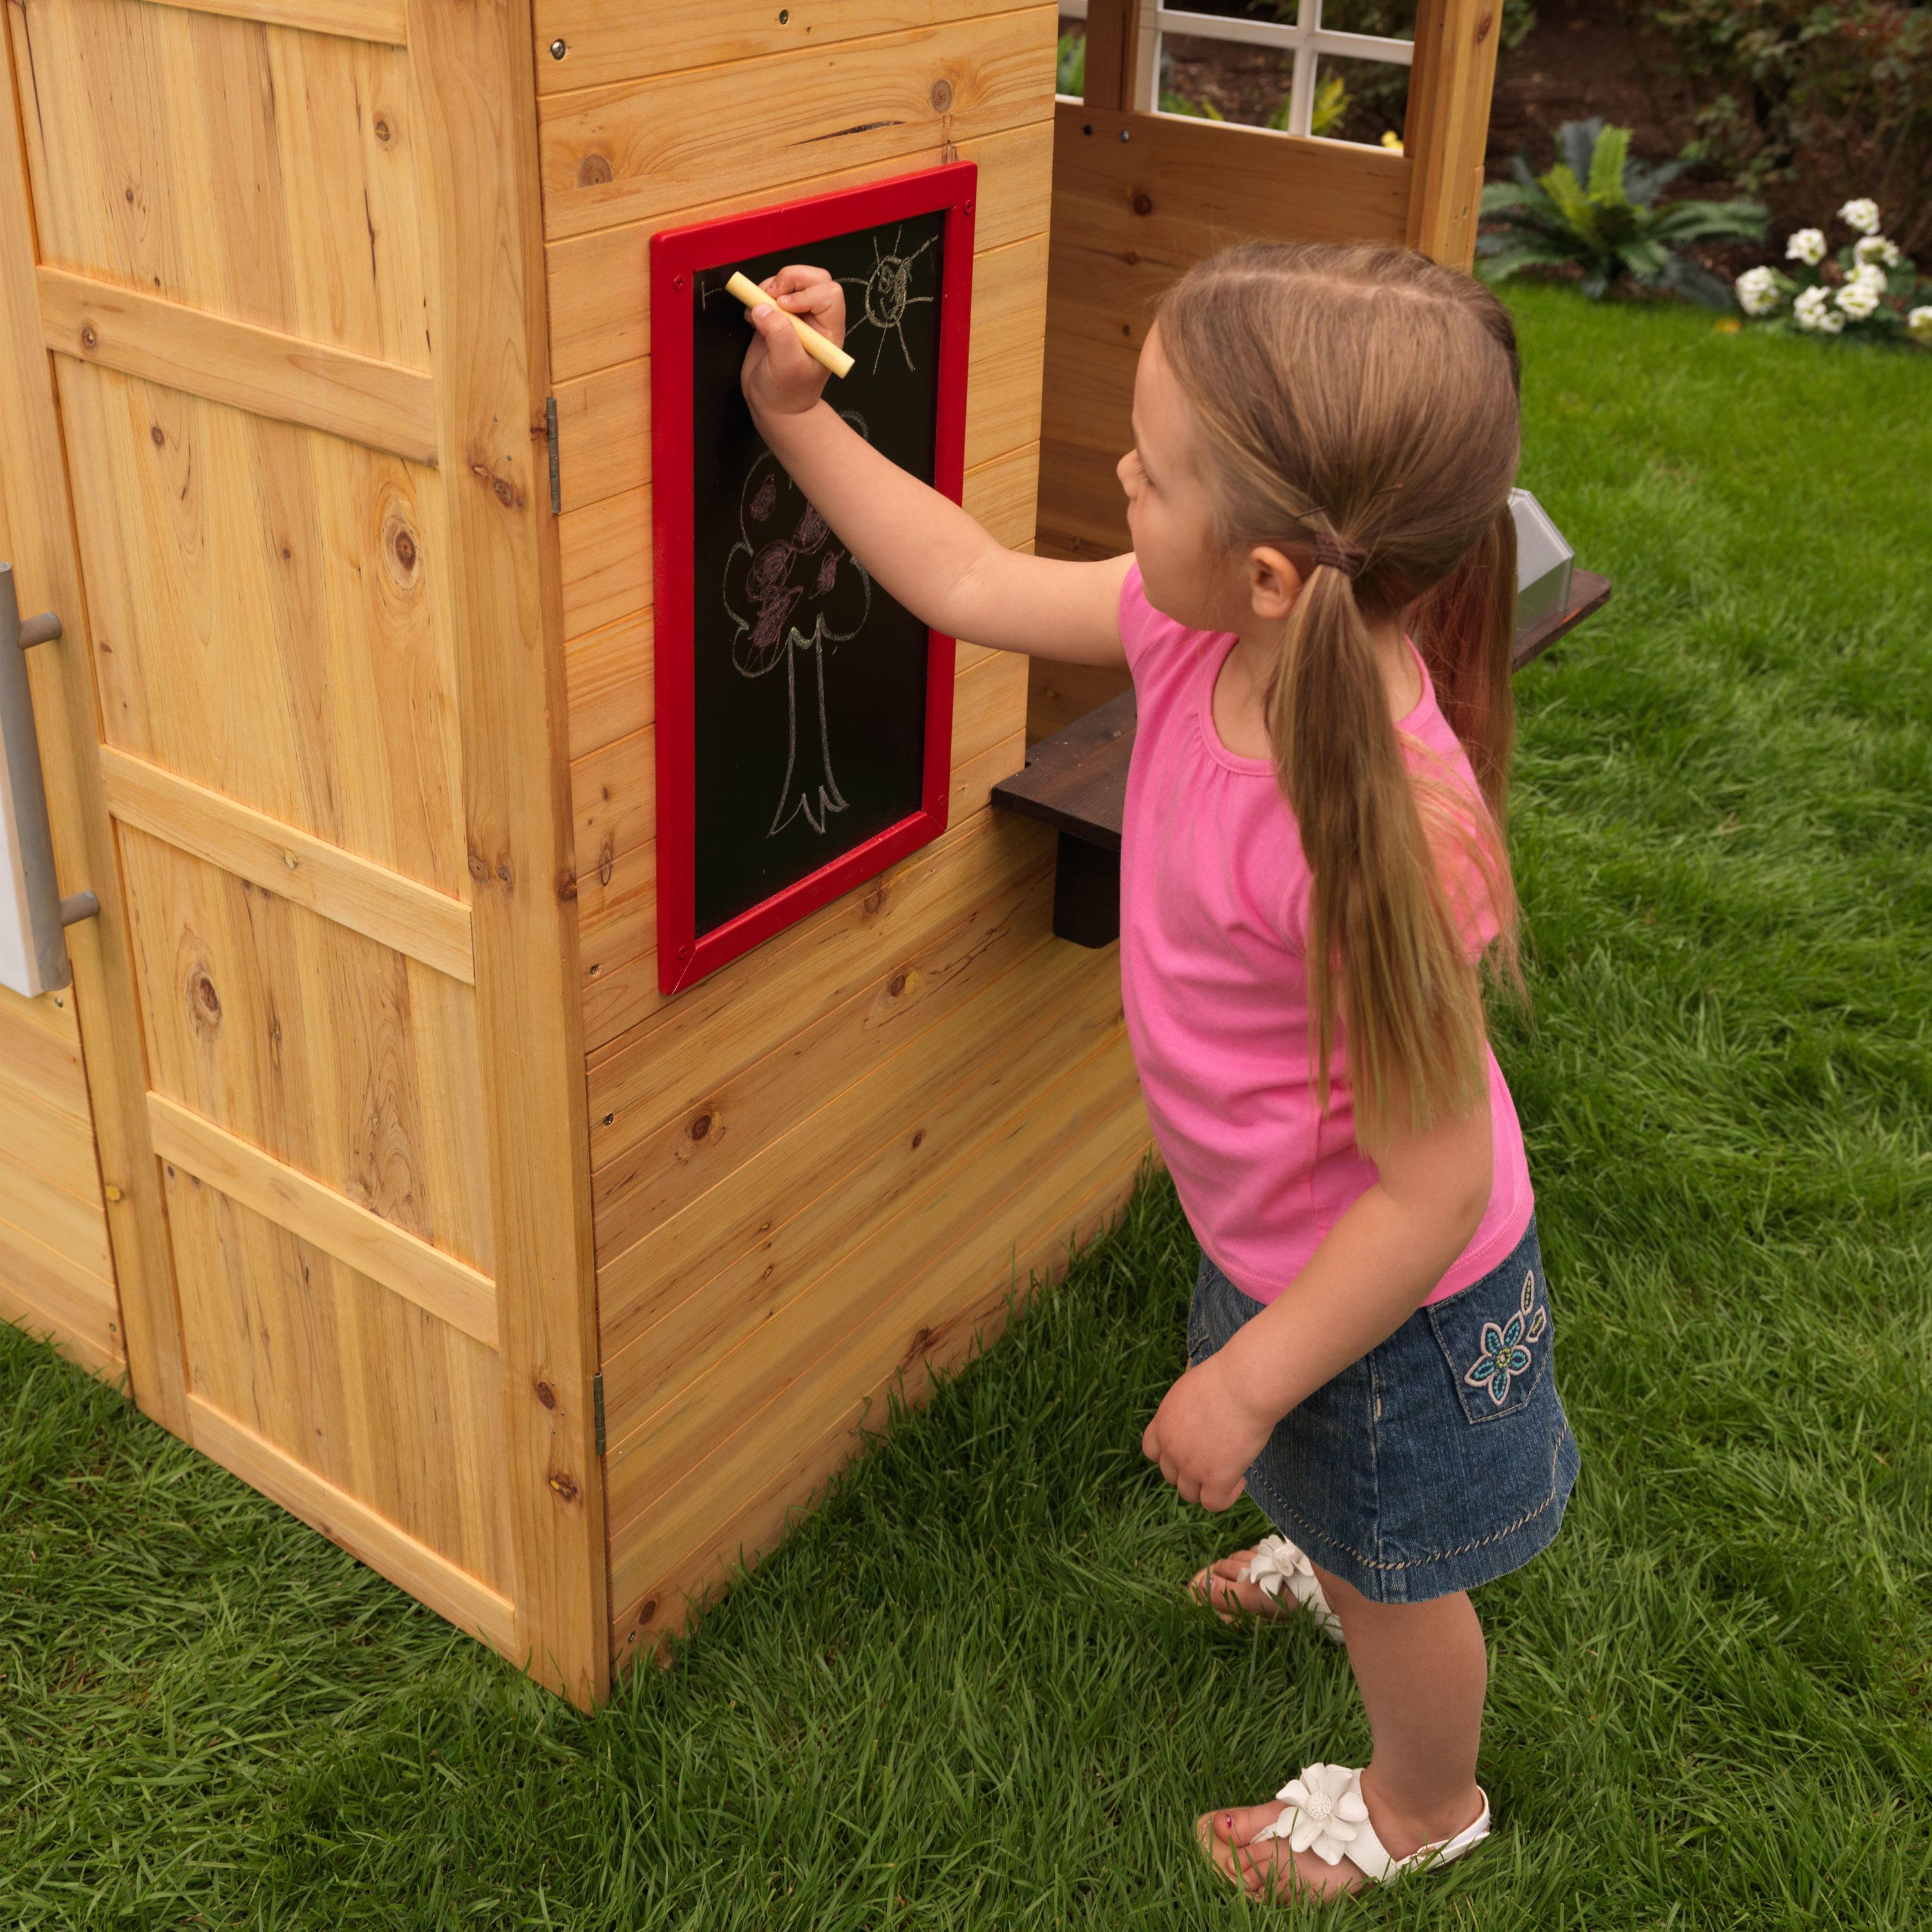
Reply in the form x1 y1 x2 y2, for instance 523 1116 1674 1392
1246 1761 1492 1882
1233 1534 1346 1642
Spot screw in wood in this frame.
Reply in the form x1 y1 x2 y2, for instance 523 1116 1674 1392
549 37 566 58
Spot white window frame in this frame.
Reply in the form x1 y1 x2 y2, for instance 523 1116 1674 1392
1057 2 1414 142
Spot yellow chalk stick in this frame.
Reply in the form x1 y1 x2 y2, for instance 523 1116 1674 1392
726 270 856 381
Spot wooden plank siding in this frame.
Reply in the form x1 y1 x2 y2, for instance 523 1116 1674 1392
0 983 120 1374
542 3 1150 1669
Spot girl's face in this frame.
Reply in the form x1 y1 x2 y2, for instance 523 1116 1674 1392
1118 325 1252 634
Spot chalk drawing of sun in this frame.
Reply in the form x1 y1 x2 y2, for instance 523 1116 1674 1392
839 227 938 374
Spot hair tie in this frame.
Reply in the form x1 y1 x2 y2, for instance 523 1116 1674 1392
1311 533 1366 579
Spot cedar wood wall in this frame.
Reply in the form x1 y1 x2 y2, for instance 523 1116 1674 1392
530 0 1153 1667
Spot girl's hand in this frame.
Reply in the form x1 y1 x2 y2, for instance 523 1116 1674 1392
741 264 846 419
1141 1356 1278 1511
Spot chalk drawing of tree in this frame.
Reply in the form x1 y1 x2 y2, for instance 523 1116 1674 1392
723 419 874 837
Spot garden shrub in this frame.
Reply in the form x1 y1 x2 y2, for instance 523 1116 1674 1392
1633 1 1932 252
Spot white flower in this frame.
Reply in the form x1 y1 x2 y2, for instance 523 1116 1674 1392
1786 227 1827 265
1240 1534 1344 1638
1734 265 1783 316
1909 306 1932 343
1838 198 1880 236
1853 234 1900 270
1252 1763 1371 1866
1835 278 1883 321
1793 285 1845 334
1848 261 1888 294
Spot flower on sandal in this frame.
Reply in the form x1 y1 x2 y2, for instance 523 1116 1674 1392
1239 1535 1343 1637
1463 1270 1549 1406
1251 1763 1370 1866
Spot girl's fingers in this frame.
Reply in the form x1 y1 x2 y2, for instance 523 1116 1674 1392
764 264 845 343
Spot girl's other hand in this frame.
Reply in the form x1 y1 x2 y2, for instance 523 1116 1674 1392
1141 1357 1276 1511
741 263 846 419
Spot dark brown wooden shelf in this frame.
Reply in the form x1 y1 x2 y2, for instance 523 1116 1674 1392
993 570 1612 947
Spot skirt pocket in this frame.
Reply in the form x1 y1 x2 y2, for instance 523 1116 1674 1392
1423 1240 1555 1426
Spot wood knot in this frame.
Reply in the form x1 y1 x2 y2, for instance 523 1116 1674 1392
910 1128 925 1150
640 1599 657 1624
548 1471 580 1502
689 1110 714 1142
887 971 908 998
900 1327 936 1370
186 967 222 1037
535 1378 557 1409
862 887 886 916
79 324 98 350
929 77 954 113
1132 191 1153 215
392 527 416 571
374 114 393 144
149 424 164 448
578 153 613 186
1474 7 1495 41
467 848 489 882
598 835 614 888
468 460 523 511
555 867 578 904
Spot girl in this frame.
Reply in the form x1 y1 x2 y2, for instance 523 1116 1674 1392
740 241 1579 1903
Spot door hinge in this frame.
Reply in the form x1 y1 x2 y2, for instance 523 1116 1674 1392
592 1370 606 1457
545 395 561 516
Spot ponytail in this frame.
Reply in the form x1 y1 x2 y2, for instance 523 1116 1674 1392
1410 500 1518 831
1269 548 1492 1144
1155 241 1526 1144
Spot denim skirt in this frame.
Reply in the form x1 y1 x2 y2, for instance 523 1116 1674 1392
1186 1216 1580 1604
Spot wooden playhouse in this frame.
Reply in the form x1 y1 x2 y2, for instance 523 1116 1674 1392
0 0 1511 1705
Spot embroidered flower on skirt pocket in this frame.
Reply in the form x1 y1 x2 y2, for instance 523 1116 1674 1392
1427 1251 1555 1425
1463 1271 1548 1406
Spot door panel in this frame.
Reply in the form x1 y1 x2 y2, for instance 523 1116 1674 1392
10 0 430 368
117 826 494 1271
166 1171 513 1591
0 0 603 1688
59 365 466 893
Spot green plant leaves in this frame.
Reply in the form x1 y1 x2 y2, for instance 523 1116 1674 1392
1480 117 1767 305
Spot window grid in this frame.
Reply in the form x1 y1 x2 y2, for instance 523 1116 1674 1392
1057 3 1415 142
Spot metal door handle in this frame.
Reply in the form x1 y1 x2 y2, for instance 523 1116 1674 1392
1 560 97 999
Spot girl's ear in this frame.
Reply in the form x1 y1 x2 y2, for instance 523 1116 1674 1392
1246 544 1305 622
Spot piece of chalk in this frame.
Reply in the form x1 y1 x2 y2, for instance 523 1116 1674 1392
725 270 856 381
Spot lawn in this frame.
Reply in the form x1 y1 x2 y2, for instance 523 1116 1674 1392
3 289 1929 1929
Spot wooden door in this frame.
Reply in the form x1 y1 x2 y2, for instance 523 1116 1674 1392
0 0 607 1703
1030 0 1502 737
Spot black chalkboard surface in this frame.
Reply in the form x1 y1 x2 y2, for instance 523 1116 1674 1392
650 166 976 994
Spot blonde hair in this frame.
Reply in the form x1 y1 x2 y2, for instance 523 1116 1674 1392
1156 241 1523 1144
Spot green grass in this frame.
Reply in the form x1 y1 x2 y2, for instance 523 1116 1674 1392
4 290 1929 1929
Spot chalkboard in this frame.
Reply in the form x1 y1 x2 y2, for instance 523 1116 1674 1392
650 164 977 994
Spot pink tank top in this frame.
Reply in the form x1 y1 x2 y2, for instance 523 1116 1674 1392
1117 564 1533 1307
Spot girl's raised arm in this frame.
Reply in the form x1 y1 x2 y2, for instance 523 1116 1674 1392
742 265 1130 668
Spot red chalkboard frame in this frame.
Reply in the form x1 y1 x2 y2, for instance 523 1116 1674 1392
649 162 978 997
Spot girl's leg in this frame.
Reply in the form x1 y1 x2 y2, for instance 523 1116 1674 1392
1197 1560 1488 1900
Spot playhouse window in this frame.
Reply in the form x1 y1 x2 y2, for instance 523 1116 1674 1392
1057 1 1416 149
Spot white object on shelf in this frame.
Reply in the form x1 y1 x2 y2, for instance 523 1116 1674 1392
1511 488 1575 636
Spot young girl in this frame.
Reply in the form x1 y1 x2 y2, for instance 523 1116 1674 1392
740 240 1579 1902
